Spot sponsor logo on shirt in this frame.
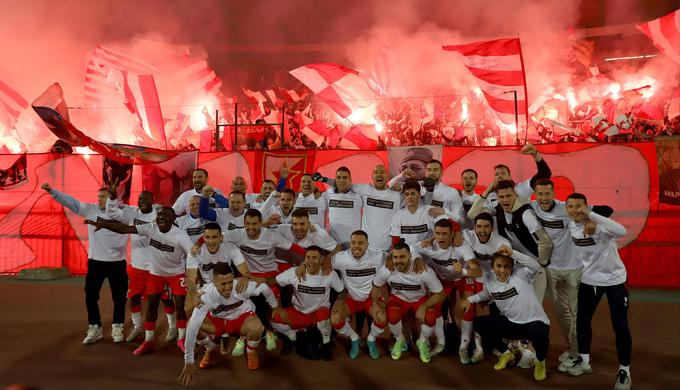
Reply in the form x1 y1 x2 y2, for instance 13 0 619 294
227 223 241 230
186 225 206 236
572 237 596 247
432 258 455 266
431 200 444 208
537 217 564 230
297 285 326 294
389 282 422 291
328 199 355 209
346 268 376 277
366 197 395 209
133 218 149 225
491 287 518 300
96 216 117 224
149 239 175 253
401 224 429 234
212 300 244 315
240 245 269 256
295 207 318 215
474 251 493 261
201 263 218 272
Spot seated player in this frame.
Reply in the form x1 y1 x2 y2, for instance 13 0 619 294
464 249 550 382
330 230 387 359
271 246 344 361
178 262 278 387
372 239 446 363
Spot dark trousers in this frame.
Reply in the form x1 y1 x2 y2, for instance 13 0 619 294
474 314 550 361
85 259 128 326
577 282 632 366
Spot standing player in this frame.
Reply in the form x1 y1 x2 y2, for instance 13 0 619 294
271 246 345 361
372 240 446 363
179 262 278 386
412 219 479 362
465 249 550 381
459 168 480 230
105 191 178 343
390 180 453 245
565 193 632 390
423 159 465 224
172 169 225 216
176 195 208 243
41 183 128 344
200 191 247 231
319 167 363 248
262 188 297 227
231 176 259 209
295 173 327 228
85 207 194 355
330 230 387 359
275 209 340 260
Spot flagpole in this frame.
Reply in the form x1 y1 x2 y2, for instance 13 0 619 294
214 109 220 152
513 90 519 145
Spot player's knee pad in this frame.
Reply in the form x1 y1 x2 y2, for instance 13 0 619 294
424 309 437 327
386 306 402 325
463 303 476 321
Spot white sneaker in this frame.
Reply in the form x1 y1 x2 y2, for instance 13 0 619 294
614 369 632 390
83 325 103 344
517 348 536 368
458 348 470 364
165 327 178 342
111 324 125 343
567 357 594 376
558 350 571 362
431 343 445 357
559 355 577 372
126 327 143 343
470 347 484 363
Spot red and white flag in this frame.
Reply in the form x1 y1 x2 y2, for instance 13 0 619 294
368 45 405 97
443 38 529 127
339 124 378 150
0 79 28 134
289 63 374 118
167 54 222 100
636 9 680 64
122 72 166 146
277 87 301 103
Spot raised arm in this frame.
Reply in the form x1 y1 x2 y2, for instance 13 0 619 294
42 184 83 215
522 144 552 190
199 196 218 221
588 209 627 238
84 219 139 234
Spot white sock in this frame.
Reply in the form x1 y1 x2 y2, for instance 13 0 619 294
434 317 445 345
367 323 384 342
317 320 332 344
419 324 434 342
579 353 590 365
460 320 473 349
271 322 296 341
619 365 630 375
166 313 176 329
178 328 186 340
144 330 154 342
337 321 360 341
131 312 142 329
474 332 483 349
388 321 403 341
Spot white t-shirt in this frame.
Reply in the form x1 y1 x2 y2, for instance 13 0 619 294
352 184 402 252
262 205 294 226
412 242 475 282
428 182 465 224
136 223 194 277
463 230 511 275
187 242 246 285
225 228 293 273
332 249 386 301
105 199 157 270
530 200 581 271
172 187 223 216
77 202 128 262
390 206 444 245
175 213 206 244
373 264 443 303
468 268 549 325
323 189 363 247
276 268 344 314
485 178 533 209
294 192 327 228
460 191 480 231
214 208 245 231
276 223 337 251
569 213 627 286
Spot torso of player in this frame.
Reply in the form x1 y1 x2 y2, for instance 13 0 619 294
175 213 206 243
482 271 549 325
413 243 473 282
294 193 327 227
530 200 580 270
332 249 385 301
429 182 460 211
380 265 441 303
139 224 191 277
192 242 243 285
325 189 363 245
263 206 293 226
227 229 285 273
280 268 341 314
463 230 510 275
276 224 337 251
202 282 257 321
215 209 245 231
129 208 157 270
391 206 434 245
355 184 401 251
84 205 129 261
568 221 627 286
460 191 479 230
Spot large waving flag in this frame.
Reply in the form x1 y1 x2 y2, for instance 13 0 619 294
289 63 374 118
368 45 406 97
443 38 528 127
32 83 177 165
167 54 222 100
636 9 680 64
0 80 28 134
339 124 378 150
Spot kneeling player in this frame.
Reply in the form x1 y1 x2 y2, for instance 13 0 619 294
179 263 277 386
464 249 550 381
330 230 387 359
271 246 344 361
372 239 445 363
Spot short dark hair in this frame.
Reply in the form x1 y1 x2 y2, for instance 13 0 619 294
204 222 221 232
244 208 262 221
140 190 154 200
281 188 296 198
491 253 514 268
392 238 410 252
494 164 511 175
193 168 208 177
229 191 246 200
158 206 176 218
427 159 443 168
262 179 275 186
351 230 368 240
567 192 588 205
213 262 233 276
291 208 309 219
462 168 478 179
534 178 554 188
402 180 421 193
336 166 351 175
496 180 516 192
434 219 454 230
306 245 325 256
474 212 495 227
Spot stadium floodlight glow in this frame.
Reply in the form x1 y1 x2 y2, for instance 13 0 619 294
604 54 657 61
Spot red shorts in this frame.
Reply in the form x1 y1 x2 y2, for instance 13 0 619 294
208 312 256 337
127 266 149 298
276 261 293 273
441 278 480 296
344 296 374 315
386 295 428 316
251 271 281 297
146 273 188 296
275 307 331 330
